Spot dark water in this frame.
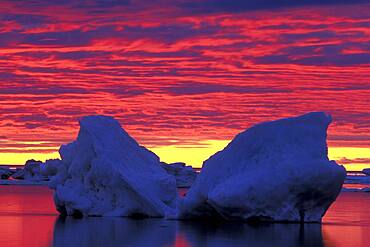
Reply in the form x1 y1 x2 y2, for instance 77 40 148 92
0 186 369 247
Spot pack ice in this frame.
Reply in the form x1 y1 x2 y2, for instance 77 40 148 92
179 112 346 222
50 116 178 218
161 162 198 188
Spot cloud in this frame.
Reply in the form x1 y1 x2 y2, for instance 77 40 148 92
254 53 370 66
293 53 370 66
0 13 47 27
0 85 90 95
163 82 291 95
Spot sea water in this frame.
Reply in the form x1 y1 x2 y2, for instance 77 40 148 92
0 185 368 247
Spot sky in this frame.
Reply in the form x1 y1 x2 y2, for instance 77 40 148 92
0 0 369 170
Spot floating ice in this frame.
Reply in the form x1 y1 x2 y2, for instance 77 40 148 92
363 168 370 176
50 116 178 218
40 159 62 178
11 159 46 181
179 112 346 222
6 159 61 184
0 167 13 179
161 162 197 188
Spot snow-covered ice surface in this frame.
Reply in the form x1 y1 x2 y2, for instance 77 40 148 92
0 167 13 179
50 116 178 218
40 159 62 178
7 159 60 182
179 112 346 222
11 160 47 181
161 162 197 188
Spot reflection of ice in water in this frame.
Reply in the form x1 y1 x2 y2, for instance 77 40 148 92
180 222 324 247
53 217 324 247
1 185 369 247
53 217 176 247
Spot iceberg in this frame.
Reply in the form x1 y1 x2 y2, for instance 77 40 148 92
0 167 13 179
50 116 178 218
10 159 62 182
11 168 25 180
11 159 46 181
40 159 62 178
161 162 198 188
179 112 346 222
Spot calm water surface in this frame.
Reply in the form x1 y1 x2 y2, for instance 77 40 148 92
0 185 368 247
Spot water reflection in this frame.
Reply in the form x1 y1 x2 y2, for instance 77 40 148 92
180 221 324 247
53 217 324 247
0 186 369 247
53 217 176 247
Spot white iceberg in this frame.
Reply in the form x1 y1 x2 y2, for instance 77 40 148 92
0 167 13 179
40 159 62 178
10 159 61 182
50 116 178 218
11 159 47 181
11 168 25 180
179 112 346 222
161 162 198 188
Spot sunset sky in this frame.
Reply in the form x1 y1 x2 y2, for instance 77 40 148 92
0 0 369 170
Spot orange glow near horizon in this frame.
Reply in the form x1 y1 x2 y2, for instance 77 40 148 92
1 142 369 171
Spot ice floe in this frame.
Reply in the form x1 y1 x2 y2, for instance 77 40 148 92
50 116 178 218
179 112 346 222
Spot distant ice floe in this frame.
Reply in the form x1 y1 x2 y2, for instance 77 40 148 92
161 162 197 188
341 187 370 192
12 159 46 181
179 112 346 222
49 116 179 218
0 167 13 179
341 168 370 192
362 168 370 176
0 159 62 185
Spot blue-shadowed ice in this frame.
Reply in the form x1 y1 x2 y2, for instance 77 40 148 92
49 116 179 218
362 168 370 176
48 112 347 222
161 162 197 188
179 112 346 222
